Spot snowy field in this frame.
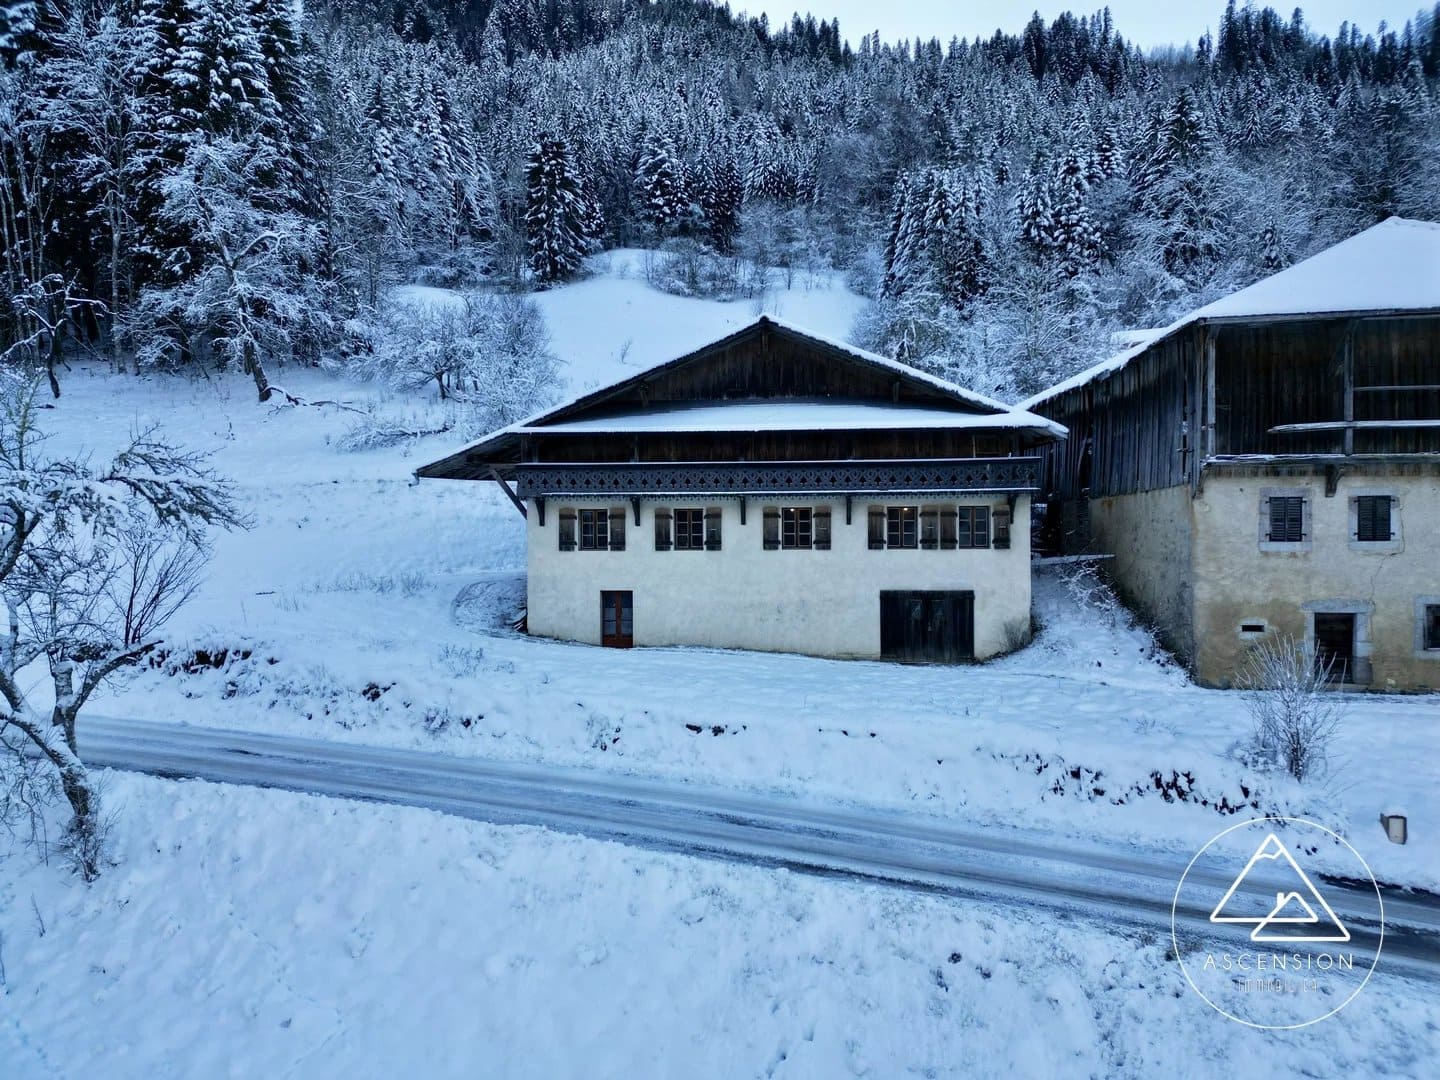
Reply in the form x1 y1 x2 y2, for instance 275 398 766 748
2 772 1437 1079
22 254 1438 896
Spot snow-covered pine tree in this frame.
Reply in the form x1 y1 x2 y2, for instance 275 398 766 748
1051 149 1101 277
634 133 689 238
695 147 743 252
1015 161 1056 258
525 135 595 283
881 171 926 298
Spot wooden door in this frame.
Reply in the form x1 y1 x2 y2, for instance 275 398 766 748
1313 613 1354 683
880 591 975 663
600 591 633 648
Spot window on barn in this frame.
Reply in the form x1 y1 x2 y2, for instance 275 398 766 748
579 508 609 551
886 506 918 549
674 508 705 550
1425 605 1440 652
1266 495 1305 544
957 506 990 549
781 507 813 549
1354 495 1394 543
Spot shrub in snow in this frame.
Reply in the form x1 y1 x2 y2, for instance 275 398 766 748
643 240 747 301
344 290 559 436
1237 635 1344 783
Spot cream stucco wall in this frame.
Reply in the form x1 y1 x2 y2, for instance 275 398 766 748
525 495 1032 660
1191 471 1440 690
1083 486 1196 663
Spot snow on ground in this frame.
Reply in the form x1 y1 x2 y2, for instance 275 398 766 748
25 255 1440 895
1 773 1436 1079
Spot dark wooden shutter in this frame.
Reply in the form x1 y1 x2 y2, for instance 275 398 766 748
868 507 885 549
973 506 990 548
992 507 1011 549
704 507 723 550
940 507 958 550
1268 496 1304 542
920 507 939 549
1356 495 1392 542
763 507 780 550
559 509 576 551
654 508 672 551
813 507 831 550
608 508 626 551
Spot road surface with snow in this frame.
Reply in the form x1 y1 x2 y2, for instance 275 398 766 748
81 715 1440 981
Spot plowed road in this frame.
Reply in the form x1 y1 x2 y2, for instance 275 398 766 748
81 715 1439 980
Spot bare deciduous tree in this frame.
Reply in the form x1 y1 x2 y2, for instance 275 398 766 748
1237 634 1345 783
0 374 243 878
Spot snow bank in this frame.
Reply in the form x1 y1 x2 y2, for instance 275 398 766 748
2 774 1435 1077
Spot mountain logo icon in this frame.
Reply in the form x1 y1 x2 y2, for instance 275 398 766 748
1209 833 1351 943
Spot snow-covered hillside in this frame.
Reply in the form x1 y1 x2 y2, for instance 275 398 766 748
25 256 1438 892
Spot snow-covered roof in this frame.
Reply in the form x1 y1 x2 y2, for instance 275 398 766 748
517 399 1058 435
419 315 1065 479
1022 217 1440 411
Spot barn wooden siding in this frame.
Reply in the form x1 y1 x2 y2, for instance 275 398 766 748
523 429 1026 465
578 322 985 411
1035 313 1440 502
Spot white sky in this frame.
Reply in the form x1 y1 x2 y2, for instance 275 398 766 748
744 2 1418 50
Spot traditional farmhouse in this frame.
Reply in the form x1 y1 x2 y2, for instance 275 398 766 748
1024 217 1440 690
419 316 1063 661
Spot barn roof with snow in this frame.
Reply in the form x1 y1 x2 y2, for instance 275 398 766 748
419 315 1064 483
1022 216 1440 411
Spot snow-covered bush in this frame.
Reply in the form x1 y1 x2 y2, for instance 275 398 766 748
349 290 559 432
643 240 746 300
1237 635 1344 783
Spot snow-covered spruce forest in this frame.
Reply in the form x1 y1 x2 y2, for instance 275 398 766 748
2 0 1439 405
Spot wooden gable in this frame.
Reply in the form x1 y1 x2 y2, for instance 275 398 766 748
532 317 992 422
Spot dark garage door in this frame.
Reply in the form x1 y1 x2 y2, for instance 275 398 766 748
880 591 975 663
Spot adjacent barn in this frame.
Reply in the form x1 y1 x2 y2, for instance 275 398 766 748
1024 217 1440 689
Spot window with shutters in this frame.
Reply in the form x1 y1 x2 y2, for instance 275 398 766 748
1268 497 1304 542
886 506 918 549
559 509 577 551
781 507 813 549
1259 488 1311 551
674 508 705 550
1350 491 1401 551
1355 495 1391 542
579 508 609 551
956 506 990 548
